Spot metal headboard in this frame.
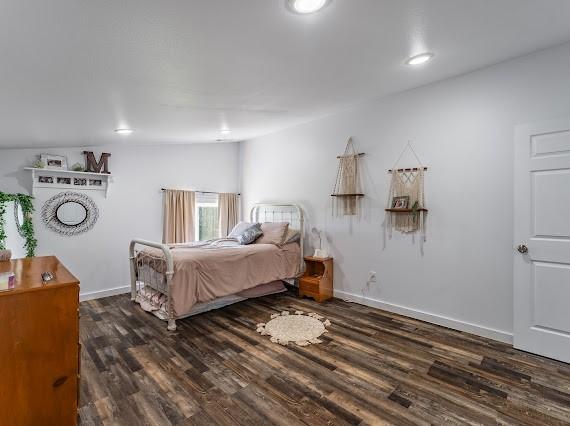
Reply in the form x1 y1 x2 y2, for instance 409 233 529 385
250 203 305 266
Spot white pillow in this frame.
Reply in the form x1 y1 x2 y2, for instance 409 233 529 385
228 221 256 238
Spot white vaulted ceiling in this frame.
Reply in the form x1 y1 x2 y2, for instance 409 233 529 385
1 0 570 148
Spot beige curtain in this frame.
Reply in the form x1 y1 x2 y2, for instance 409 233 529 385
162 189 196 244
218 193 239 237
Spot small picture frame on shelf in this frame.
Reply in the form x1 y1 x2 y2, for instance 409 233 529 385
74 178 87 186
38 176 54 184
40 154 68 170
57 177 71 184
392 196 409 209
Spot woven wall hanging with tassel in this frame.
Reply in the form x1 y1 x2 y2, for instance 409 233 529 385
331 138 365 216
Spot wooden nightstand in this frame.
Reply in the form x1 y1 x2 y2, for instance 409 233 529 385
299 256 333 303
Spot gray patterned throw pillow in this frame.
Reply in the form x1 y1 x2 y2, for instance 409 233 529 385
229 221 254 238
236 223 263 245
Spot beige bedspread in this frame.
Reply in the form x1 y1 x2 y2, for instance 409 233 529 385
140 241 301 317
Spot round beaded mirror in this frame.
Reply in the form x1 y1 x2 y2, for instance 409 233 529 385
42 191 99 236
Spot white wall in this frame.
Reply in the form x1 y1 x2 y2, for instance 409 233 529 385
0 143 239 300
240 42 570 343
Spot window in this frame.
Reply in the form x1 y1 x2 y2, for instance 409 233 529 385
194 193 219 241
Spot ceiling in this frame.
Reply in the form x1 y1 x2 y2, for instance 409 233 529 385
2 0 570 148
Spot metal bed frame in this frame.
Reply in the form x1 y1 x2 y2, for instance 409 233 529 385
129 203 304 331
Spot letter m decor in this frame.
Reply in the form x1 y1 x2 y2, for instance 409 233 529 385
83 151 111 174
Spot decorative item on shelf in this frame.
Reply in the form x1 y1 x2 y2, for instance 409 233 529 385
57 177 71 185
311 227 329 258
83 151 111 174
70 162 85 172
73 178 87 186
386 141 428 240
331 137 365 216
40 154 68 170
0 192 37 257
31 159 45 169
391 196 409 210
41 191 98 236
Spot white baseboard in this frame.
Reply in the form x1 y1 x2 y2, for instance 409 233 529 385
78 285 513 343
80 285 130 302
334 290 513 344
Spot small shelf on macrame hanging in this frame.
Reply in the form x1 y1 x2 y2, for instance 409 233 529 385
388 167 428 173
385 208 428 213
331 193 365 197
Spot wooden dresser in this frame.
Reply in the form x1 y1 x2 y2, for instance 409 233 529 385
299 256 333 302
0 256 80 425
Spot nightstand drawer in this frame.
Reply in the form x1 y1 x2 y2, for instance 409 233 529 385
299 278 320 294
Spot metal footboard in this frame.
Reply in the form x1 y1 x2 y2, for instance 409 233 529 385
129 239 177 331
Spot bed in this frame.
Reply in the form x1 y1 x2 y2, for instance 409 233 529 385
129 203 305 330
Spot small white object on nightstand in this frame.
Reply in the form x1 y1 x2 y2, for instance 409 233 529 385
311 227 329 258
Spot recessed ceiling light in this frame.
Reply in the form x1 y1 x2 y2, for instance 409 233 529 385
288 0 329 14
114 128 133 135
405 53 434 66
220 129 232 135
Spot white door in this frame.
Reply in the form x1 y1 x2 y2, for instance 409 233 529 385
514 117 570 363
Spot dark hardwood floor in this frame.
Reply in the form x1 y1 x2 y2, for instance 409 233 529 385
78 289 570 425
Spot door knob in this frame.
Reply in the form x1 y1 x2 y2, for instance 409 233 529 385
517 244 528 254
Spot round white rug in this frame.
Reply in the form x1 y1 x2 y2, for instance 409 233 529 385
256 311 331 346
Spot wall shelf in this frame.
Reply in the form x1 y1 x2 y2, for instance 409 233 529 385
385 208 428 213
24 168 112 198
388 167 428 173
330 193 365 197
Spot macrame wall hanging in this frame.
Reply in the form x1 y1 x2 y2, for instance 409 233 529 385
331 138 365 216
386 141 428 240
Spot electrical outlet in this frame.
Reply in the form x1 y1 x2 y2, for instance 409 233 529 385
367 271 377 283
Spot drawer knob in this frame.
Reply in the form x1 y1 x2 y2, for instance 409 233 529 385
53 376 68 388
